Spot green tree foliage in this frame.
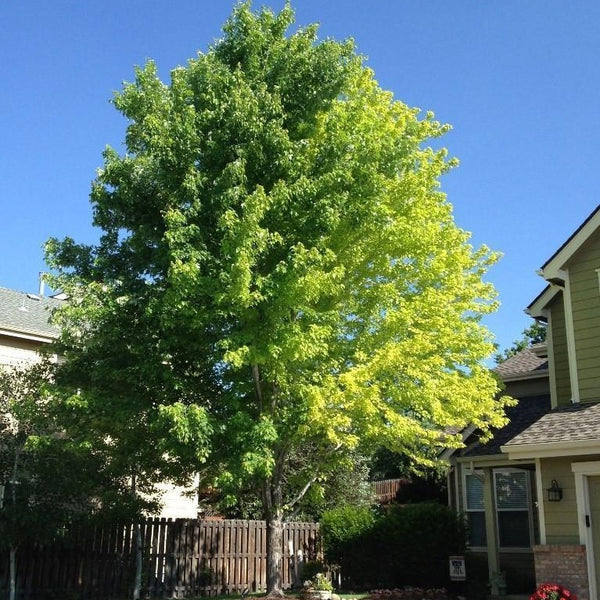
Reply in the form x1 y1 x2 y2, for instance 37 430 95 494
494 321 547 364
212 447 374 521
0 362 115 600
297 451 374 519
45 3 509 593
0 363 80 540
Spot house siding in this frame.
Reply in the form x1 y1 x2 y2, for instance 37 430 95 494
495 208 600 600
540 457 579 545
549 293 571 406
504 377 549 399
568 233 600 401
448 465 459 511
0 334 44 366
541 455 600 546
154 478 199 519
0 287 196 521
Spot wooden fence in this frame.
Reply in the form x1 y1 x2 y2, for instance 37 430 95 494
0 518 320 600
372 478 408 504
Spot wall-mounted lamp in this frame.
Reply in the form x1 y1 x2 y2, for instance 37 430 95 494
547 479 563 502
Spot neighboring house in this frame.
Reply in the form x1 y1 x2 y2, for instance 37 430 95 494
0 286 62 365
0 285 198 519
448 204 600 600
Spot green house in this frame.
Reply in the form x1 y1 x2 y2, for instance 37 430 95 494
448 204 600 600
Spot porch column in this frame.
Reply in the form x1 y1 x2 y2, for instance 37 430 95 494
483 467 501 594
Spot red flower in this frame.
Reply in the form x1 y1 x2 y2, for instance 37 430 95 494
530 583 576 600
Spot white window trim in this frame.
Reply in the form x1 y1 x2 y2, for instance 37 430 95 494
493 467 534 551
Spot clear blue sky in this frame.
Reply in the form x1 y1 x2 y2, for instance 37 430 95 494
2 1 599 355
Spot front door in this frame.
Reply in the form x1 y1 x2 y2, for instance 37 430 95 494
572 462 600 600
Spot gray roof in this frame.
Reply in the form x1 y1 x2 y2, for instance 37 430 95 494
494 346 548 379
446 347 551 458
505 400 600 447
463 395 551 457
0 287 63 339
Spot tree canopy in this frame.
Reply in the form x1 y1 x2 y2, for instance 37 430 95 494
46 3 510 593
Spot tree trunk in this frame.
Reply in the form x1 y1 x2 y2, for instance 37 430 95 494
131 474 142 600
266 512 284 596
9 449 20 600
133 520 142 600
264 461 286 597
9 545 17 600
255 365 286 596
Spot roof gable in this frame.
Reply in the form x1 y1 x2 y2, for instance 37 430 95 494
540 204 600 281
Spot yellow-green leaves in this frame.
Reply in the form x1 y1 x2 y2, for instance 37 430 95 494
46 2 509 523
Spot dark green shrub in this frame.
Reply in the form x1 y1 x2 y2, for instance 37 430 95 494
463 553 489 600
320 504 377 564
326 503 467 590
387 503 467 587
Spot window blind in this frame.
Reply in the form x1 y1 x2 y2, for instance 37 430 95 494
495 471 528 510
465 472 485 510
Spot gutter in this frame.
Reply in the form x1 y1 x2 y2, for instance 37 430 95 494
501 438 600 460
0 327 56 344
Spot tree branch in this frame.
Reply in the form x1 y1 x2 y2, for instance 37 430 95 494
288 473 320 513
288 442 343 514
251 364 262 414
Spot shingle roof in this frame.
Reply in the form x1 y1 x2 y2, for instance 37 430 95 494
505 400 600 447
463 395 551 457
442 347 551 459
0 287 62 339
494 346 548 379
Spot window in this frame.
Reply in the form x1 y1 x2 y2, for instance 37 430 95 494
494 469 531 548
464 468 533 550
464 471 487 547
